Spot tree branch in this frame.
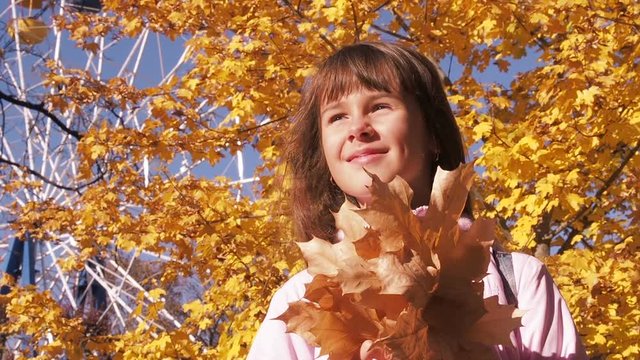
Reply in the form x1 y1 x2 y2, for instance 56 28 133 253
553 140 640 253
237 115 287 134
0 155 103 193
281 0 336 51
510 8 550 52
0 90 83 140
351 1 361 42
369 24 414 42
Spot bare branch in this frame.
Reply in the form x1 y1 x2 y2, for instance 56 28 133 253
0 155 104 193
0 90 83 140
370 0 391 14
391 8 412 35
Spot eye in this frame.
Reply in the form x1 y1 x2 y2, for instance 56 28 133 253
372 103 391 112
328 113 346 123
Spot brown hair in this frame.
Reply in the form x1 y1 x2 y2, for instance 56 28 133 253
286 42 469 241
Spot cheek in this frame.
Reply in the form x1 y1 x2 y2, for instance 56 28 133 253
397 121 429 178
405 119 429 155
321 129 342 164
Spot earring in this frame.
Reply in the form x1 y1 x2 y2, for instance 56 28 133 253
434 152 440 163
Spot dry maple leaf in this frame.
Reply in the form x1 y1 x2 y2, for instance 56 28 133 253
372 251 438 309
375 305 429 358
356 169 423 256
304 274 343 311
334 200 369 240
311 299 382 359
302 238 382 294
279 163 523 359
352 229 382 260
465 296 525 345
275 301 322 346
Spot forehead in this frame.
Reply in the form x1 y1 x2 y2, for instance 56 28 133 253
314 55 403 108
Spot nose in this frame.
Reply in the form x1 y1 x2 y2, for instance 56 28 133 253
348 114 374 141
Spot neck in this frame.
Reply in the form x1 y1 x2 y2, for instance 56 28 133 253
410 183 431 209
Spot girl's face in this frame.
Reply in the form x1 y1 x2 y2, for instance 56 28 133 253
320 88 432 206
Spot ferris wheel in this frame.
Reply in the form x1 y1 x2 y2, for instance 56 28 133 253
0 0 257 354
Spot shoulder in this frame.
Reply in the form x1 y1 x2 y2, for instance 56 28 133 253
265 269 313 319
484 250 549 302
492 251 549 295
506 254 588 358
249 269 320 360
509 252 551 292
510 251 544 270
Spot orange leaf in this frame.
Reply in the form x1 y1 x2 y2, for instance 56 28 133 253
352 229 382 260
304 275 342 311
373 252 438 308
312 300 381 359
356 172 421 255
334 200 369 240
465 296 525 345
376 306 429 358
437 217 495 282
275 301 322 346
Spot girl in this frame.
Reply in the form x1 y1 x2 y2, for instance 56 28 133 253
249 42 587 360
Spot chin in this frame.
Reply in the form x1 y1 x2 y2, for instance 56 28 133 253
353 193 373 207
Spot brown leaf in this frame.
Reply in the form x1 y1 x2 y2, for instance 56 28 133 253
298 237 369 279
355 289 407 321
376 305 429 359
423 291 486 337
352 229 382 260
284 164 508 359
304 275 342 311
334 200 369 240
437 218 495 282
429 163 475 216
421 164 476 256
357 173 421 255
465 296 524 345
297 237 341 277
336 255 380 294
373 252 439 308
274 301 322 346
313 300 381 359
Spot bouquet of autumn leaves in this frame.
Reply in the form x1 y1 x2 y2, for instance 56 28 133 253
277 163 523 359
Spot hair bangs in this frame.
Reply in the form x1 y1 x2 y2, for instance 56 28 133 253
314 46 403 106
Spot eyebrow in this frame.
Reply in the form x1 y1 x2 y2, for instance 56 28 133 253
320 92 397 117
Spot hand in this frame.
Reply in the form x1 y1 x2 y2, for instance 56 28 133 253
359 340 393 360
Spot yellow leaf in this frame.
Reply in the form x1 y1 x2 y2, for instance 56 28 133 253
565 193 584 211
576 86 600 106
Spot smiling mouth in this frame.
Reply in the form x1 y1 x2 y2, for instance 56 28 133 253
347 150 387 164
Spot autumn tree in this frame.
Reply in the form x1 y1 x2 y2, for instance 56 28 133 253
0 0 637 358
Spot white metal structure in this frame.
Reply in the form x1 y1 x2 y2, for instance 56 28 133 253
0 0 257 353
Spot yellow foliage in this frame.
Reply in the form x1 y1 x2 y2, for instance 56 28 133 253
0 287 85 359
547 238 640 359
2 0 639 358
7 18 49 45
